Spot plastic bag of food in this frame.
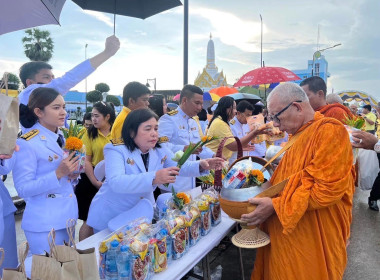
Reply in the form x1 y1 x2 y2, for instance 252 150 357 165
196 199 211 236
183 204 201 246
201 188 221 226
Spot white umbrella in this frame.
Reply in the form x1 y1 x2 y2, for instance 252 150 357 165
0 0 66 35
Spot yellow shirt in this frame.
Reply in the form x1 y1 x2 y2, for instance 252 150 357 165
206 116 235 160
364 112 376 131
111 107 131 140
78 127 87 139
82 129 112 166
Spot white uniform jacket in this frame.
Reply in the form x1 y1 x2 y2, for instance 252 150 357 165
158 107 214 191
87 142 205 231
13 123 78 232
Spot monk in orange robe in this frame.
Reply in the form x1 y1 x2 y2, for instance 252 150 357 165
300 76 353 123
241 83 355 280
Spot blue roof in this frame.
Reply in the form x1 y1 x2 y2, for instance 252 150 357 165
64 91 123 104
64 91 86 103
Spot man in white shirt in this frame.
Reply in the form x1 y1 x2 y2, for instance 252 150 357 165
229 101 258 164
18 35 120 132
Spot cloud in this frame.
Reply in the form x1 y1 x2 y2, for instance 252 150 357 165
81 10 114 28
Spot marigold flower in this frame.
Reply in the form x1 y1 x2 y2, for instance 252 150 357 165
176 192 191 204
65 137 83 151
250 169 265 183
201 136 208 143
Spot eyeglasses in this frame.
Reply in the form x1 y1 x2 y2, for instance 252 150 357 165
268 100 302 124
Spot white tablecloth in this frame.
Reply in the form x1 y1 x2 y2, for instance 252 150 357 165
24 212 235 280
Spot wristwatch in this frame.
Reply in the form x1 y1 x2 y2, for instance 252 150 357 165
374 140 380 153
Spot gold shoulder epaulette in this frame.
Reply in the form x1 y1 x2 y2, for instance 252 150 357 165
110 138 124 146
167 110 178 116
20 129 39 141
158 136 169 144
230 119 236 125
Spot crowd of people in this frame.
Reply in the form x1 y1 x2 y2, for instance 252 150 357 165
1 35 380 279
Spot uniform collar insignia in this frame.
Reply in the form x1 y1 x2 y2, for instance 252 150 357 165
40 135 47 140
161 155 167 164
127 158 135 165
53 155 59 160
48 156 53 162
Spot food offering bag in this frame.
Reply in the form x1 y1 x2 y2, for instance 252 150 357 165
2 243 29 280
166 211 187 260
63 145 86 174
183 204 201 246
200 188 221 227
149 224 168 273
222 159 254 189
129 238 152 280
196 199 211 236
0 73 18 155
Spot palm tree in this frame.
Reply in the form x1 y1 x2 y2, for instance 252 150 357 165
22 28 54 62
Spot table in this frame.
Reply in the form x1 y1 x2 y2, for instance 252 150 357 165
24 213 238 280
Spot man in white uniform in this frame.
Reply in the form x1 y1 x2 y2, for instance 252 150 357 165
158 85 215 192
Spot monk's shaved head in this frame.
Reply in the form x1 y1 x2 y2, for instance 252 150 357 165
326 93 343 105
267 82 315 135
267 83 309 106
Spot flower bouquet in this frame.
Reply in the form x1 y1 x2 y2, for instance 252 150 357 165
344 114 365 164
62 122 86 174
164 136 218 187
171 188 191 211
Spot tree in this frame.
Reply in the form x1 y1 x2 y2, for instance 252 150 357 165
106 95 121 106
95 83 110 93
86 106 93 113
86 90 102 103
22 28 54 62
1 73 21 90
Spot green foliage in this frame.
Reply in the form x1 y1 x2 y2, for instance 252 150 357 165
106 95 121 106
95 83 110 93
86 106 93 113
62 121 82 139
1 73 20 90
86 90 102 103
22 28 54 62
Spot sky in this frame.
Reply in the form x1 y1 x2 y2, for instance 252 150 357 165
0 0 379 99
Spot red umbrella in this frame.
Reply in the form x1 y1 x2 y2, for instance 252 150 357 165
234 66 301 87
210 86 238 97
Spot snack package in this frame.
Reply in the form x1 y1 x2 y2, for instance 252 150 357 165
183 204 201 246
223 159 254 189
196 199 211 236
150 228 169 273
130 238 152 280
166 210 188 260
200 188 221 226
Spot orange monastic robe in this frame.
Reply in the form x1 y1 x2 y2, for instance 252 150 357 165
317 103 353 123
252 112 355 280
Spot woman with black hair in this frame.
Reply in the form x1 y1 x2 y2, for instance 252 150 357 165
13 87 79 254
87 108 224 232
206 96 267 161
75 101 115 241
149 94 167 117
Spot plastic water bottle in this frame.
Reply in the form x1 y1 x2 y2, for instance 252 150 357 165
105 240 119 280
116 245 131 280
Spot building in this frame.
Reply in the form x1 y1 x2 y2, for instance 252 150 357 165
194 34 228 91
64 91 123 119
292 54 330 85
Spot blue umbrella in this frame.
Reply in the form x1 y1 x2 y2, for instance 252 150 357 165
203 92 212 101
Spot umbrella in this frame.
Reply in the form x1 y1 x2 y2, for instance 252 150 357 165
234 67 301 87
210 86 238 97
173 93 180 101
0 0 66 35
203 92 220 102
72 0 182 34
229 92 262 101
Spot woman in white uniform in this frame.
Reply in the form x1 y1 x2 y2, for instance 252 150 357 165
0 153 18 274
13 87 79 255
87 109 224 232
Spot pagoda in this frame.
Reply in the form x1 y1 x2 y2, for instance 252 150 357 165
194 34 228 91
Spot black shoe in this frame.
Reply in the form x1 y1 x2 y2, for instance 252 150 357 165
368 198 379 211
